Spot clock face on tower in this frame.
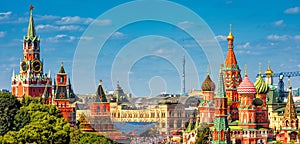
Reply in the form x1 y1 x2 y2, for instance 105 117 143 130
20 60 28 72
32 60 42 72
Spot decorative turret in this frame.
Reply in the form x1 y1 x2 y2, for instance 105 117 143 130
212 66 230 144
237 66 256 94
254 76 269 94
224 24 239 70
254 63 269 108
264 61 274 85
201 66 215 91
281 86 298 130
95 80 107 103
199 66 215 124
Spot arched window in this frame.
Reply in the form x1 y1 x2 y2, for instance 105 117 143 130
60 77 64 83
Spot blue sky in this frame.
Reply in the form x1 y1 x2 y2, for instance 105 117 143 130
1 0 300 96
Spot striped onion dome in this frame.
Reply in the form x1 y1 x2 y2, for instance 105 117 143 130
237 75 256 94
254 75 269 94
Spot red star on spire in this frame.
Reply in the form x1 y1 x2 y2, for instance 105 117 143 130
30 5 34 10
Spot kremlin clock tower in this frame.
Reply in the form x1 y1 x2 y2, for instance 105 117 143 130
11 6 52 99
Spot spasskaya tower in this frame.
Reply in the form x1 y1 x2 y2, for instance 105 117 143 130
11 5 52 99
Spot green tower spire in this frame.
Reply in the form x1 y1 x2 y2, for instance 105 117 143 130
212 65 231 144
27 5 36 40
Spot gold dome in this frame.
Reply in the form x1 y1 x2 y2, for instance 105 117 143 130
227 24 234 41
265 61 274 75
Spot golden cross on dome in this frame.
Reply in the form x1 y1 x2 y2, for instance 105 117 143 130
30 5 34 11
230 24 232 33
244 64 248 77
259 62 262 74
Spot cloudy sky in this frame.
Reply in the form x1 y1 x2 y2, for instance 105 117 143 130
1 0 300 96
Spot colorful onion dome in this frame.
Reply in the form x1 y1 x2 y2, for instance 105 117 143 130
252 98 263 106
237 75 256 94
201 75 215 91
265 65 274 75
254 75 269 94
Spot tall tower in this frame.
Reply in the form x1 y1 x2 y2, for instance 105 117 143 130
281 87 298 131
223 24 242 121
91 80 114 132
53 62 76 122
212 66 231 144
11 6 52 99
181 54 186 95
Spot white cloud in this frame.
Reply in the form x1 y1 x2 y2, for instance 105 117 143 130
155 49 165 54
294 35 300 40
36 15 60 21
177 21 194 29
79 36 94 41
36 24 83 31
236 42 250 49
215 35 227 42
111 32 126 39
267 34 290 41
273 20 284 26
0 11 12 20
46 34 76 43
56 16 94 25
0 31 5 38
94 19 112 26
284 7 300 14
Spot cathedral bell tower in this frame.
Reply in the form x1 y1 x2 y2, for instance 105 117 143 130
223 24 242 121
11 5 52 99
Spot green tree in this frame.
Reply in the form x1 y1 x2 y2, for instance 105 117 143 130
195 123 211 144
0 92 21 135
75 133 117 144
14 103 63 130
21 96 43 106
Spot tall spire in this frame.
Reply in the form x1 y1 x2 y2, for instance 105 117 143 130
95 80 107 103
216 65 226 98
58 62 66 74
224 24 238 69
212 65 230 143
227 24 234 41
27 5 36 39
181 53 186 95
244 64 248 77
281 86 298 131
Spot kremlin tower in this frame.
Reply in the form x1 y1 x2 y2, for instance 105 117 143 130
11 6 52 99
223 25 242 121
276 86 299 143
53 62 76 122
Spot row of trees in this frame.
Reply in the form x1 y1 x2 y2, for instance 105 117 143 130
0 92 117 143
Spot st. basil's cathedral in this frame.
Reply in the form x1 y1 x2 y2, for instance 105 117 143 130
8 6 300 144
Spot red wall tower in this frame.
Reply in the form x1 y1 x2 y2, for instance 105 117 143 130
11 6 52 100
53 63 76 123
